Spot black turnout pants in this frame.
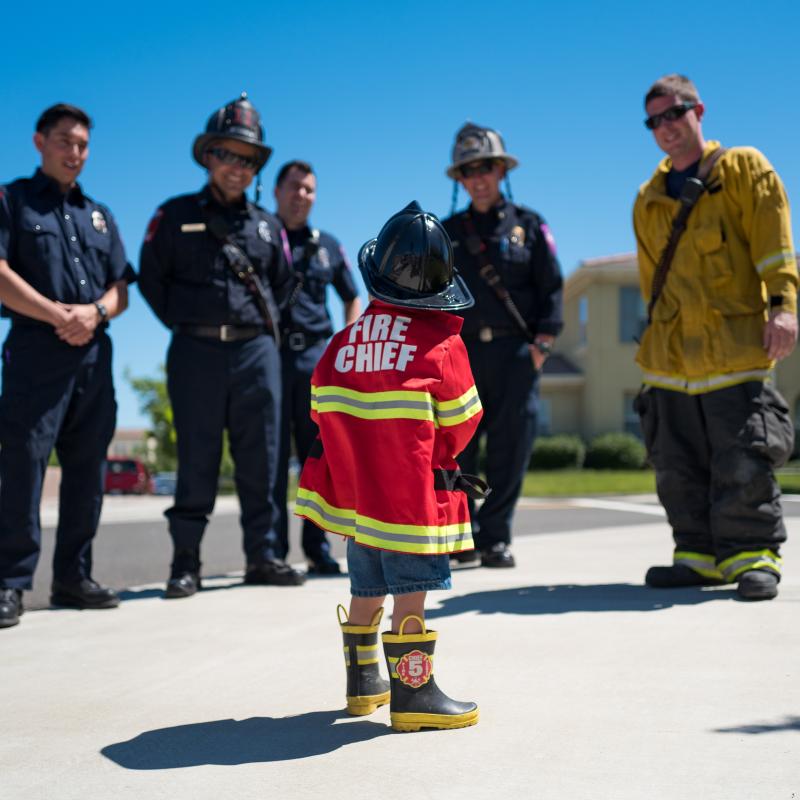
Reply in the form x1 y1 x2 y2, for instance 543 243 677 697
636 381 793 575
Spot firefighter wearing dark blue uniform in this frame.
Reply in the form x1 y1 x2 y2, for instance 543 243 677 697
272 161 361 573
138 94 305 598
0 104 135 629
442 123 563 568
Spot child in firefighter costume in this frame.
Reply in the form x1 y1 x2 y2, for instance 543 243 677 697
296 202 487 732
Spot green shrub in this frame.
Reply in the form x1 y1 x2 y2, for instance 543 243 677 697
529 435 586 470
584 432 647 470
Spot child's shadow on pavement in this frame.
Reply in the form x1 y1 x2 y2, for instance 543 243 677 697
101 710 389 769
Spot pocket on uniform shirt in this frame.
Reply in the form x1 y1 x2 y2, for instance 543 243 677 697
694 222 733 287
19 215 60 267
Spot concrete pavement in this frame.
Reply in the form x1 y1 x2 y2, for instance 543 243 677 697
2 509 799 799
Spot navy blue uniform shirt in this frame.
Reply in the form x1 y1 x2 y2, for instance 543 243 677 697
282 224 358 338
138 186 293 328
0 169 135 321
443 200 564 338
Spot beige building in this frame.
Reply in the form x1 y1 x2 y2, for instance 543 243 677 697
540 253 800 444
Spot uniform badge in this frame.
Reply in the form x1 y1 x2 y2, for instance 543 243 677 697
258 220 272 243
91 209 108 234
145 209 163 243
317 246 330 269
509 225 525 247
396 649 433 689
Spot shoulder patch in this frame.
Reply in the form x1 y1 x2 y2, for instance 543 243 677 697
145 209 164 243
540 223 557 256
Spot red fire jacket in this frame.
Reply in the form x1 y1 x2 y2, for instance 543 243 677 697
296 299 483 555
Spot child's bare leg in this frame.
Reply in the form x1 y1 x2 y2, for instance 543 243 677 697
348 595 386 625
391 591 426 633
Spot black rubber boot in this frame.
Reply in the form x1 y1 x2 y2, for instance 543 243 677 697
339 605 390 715
645 564 726 588
737 570 779 601
382 615 478 732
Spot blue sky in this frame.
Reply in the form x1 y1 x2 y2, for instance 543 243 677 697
2 0 799 426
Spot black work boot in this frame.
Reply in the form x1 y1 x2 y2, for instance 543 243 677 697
50 579 120 609
244 559 306 586
339 605 390 715
308 549 342 576
645 564 725 588
382 615 478 732
0 588 23 629
166 550 202 599
737 570 779 601
481 542 515 568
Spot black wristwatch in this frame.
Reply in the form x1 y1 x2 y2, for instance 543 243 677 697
94 301 108 322
533 339 552 356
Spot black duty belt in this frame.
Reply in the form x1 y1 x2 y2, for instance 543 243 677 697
283 330 327 352
173 324 268 342
465 326 522 343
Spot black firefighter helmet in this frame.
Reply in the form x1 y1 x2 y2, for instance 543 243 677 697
192 92 272 169
358 202 473 311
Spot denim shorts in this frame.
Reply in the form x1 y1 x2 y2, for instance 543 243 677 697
347 539 452 597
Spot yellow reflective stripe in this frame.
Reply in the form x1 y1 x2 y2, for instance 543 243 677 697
434 386 482 427
755 250 795 276
296 488 474 555
718 550 782 581
311 385 434 422
642 370 770 395
673 551 724 580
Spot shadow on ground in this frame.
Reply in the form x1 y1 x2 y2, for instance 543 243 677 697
426 583 736 619
101 710 390 769
714 715 800 734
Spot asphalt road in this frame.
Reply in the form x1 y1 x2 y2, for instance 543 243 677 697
22 493 800 610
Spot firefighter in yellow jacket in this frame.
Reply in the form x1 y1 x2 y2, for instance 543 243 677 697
633 74 797 601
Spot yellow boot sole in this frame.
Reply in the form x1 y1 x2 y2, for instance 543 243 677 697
346 690 391 716
390 708 479 732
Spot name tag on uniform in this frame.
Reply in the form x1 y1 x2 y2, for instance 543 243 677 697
180 223 207 233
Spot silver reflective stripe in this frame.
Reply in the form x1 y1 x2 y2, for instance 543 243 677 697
436 393 481 419
296 496 354 531
355 521 468 547
721 554 781 578
676 556 716 571
316 393 433 413
642 370 770 394
755 251 792 275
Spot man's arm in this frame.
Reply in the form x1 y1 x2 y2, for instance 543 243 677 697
0 258 69 327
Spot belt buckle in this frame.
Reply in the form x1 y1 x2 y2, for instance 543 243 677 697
288 331 307 351
219 325 234 342
479 326 493 343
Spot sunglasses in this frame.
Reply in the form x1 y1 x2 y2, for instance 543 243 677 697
644 102 697 130
459 160 499 178
207 146 261 171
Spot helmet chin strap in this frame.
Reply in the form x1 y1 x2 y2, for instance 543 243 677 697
450 181 459 216
254 169 262 205
504 175 514 203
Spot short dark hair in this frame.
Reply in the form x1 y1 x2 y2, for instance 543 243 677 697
275 160 314 187
644 74 700 108
35 103 93 135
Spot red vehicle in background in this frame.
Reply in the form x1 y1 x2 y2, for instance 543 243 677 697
104 457 153 494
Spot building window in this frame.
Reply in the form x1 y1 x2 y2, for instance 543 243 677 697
538 397 552 437
623 392 642 438
579 296 588 346
619 286 647 343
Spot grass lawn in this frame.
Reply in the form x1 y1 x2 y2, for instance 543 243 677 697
520 465 800 497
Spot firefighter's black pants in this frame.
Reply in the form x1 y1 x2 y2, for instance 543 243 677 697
636 381 793 568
